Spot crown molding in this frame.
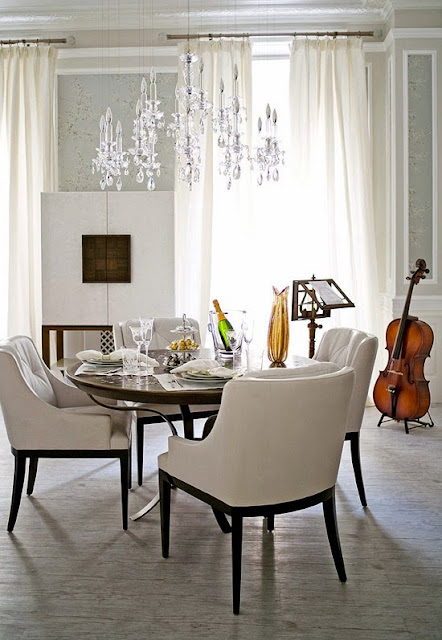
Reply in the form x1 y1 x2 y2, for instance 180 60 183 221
0 1 389 35
384 28 442 50
364 40 388 52
390 0 442 8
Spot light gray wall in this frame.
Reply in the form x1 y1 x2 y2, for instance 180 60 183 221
57 72 177 192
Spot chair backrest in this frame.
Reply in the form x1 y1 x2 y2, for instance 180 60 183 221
242 360 340 379
0 336 57 406
0 336 59 449
314 328 378 432
179 368 354 507
113 317 202 350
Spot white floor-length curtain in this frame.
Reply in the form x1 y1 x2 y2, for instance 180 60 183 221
0 44 57 348
289 37 381 343
174 39 253 341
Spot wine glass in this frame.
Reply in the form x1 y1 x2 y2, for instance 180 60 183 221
241 319 254 348
139 318 154 371
241 319 254 368
226 329 244 370
139 316 154 333
130 326 144 374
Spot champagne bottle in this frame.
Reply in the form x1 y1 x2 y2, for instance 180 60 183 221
213 299 234 350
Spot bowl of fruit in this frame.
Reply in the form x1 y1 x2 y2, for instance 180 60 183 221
168 337 199 352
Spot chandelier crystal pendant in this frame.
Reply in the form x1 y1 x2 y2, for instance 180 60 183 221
92 107 129 191
168 50 211 190
213 64 250 190
128 69 165 191
253 103 285 185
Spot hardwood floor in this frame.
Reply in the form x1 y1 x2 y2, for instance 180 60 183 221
0 405 441 639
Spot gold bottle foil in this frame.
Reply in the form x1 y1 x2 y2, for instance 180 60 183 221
267 286 290 367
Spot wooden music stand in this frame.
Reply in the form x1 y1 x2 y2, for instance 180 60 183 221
292 276 354 358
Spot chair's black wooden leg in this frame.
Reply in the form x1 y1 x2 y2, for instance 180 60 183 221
119 452 129 530
202 415 217 439
136 418 144 486
27 457 38 496
231 512 243 615
323 491 346 582
8 454 26 532
212 508 232 533
180 405 194 440
404 419 409 435
267 515 275 532
128 443 132 491
160 470 171 558
349 433 367 507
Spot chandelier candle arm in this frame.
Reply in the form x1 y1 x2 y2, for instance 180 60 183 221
105 107 113 144
92 106 129 191
253 103 284 185
127 70 165 191
212 62 250 189
168 49 211 190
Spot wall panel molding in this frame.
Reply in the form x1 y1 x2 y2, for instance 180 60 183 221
402 49 438 285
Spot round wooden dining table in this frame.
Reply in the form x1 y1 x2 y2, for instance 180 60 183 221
66 350 225 523
66 349 223 440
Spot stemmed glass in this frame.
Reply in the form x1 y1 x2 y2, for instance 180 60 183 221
241 319 254 367
139 317 154 372
130 326 144 375
226 329 244 371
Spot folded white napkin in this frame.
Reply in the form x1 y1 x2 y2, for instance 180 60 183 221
171 358 233 378
76 349 159 367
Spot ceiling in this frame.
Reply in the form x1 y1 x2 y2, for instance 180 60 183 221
0 1 439 37
0 0 441 35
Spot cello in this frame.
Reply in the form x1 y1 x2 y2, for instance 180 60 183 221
373 259 434 434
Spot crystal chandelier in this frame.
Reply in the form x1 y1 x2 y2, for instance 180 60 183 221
92 107 129 191
128 69 165 191
253 104 284 185
167 51 211 190
213 64 250 190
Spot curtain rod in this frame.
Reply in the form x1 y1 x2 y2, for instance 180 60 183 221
0 37 75 46
166 30 380 41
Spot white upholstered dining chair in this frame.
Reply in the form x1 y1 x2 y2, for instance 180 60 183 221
314 327 378 506
159 367 355 614
0 336 132 531
113 317 219 485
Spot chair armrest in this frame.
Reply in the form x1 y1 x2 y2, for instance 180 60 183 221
47 368 117 408
160 435 216 486
49 373 96 407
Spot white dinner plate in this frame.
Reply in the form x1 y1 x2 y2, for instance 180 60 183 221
82 359 122 367
178 371 233 382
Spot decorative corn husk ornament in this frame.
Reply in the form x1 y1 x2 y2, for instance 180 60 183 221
267 286 290 367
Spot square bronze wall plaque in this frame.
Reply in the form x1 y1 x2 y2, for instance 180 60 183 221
82 235 131 283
